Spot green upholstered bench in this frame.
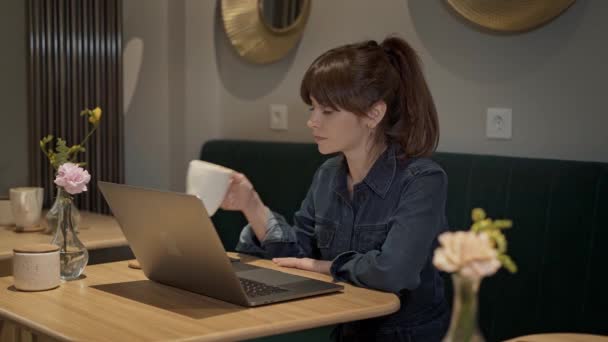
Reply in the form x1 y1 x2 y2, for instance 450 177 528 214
200 139 608 342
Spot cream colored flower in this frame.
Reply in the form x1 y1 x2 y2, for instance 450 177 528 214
460 259 501 279
433 231 500 279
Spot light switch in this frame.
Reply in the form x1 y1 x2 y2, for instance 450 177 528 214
269 104 288 131
486 108 512 139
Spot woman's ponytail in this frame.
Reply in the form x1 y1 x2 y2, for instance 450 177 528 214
381 37 439 158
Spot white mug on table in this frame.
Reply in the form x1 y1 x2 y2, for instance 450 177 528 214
9 187 44 231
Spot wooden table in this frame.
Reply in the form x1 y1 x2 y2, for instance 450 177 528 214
0 211 128 276
0 253 400 342
506 333 608 342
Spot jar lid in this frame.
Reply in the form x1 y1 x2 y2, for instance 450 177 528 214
13 243 60 254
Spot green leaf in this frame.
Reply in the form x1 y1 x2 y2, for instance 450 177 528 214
471 208 486 222
498 254 518 273
486 230 507 253
473 219 494 232
54 138 71 167
493 220 513 229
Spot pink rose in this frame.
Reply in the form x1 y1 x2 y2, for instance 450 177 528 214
54 163 91 195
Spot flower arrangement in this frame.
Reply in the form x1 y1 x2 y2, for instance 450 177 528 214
433 208 517 279
39 107 102 170
39 107 101 211
38 107 101 280
434 208 517 342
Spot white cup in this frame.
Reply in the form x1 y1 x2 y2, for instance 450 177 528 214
10 187 44 231
13 244 60 291
186 160 234 216
0 199 14 226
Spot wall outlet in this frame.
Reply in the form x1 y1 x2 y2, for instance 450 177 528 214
486 107 512 139
269 104 288 130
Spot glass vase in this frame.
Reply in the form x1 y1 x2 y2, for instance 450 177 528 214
50 189 89 280
46 187 81 234
442 273 485 342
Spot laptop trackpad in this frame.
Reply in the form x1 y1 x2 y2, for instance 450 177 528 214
236 269 305 286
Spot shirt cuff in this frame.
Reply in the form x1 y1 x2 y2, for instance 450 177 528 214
236 211 291 257
260 211 287 245
330 250 358 282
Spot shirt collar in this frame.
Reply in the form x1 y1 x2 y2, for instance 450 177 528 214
333 144 398 200
363 144 397 198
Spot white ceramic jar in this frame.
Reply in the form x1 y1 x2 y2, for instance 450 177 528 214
13 244 60 291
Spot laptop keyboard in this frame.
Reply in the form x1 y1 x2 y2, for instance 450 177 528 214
239 277 288 298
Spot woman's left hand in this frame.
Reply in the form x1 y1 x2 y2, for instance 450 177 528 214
272 257 332 275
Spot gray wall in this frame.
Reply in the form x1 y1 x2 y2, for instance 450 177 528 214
0 0 28 196
123 0 172 191
1 1 606 195
123 0 219 191
123 0 607 190
216 0 607 162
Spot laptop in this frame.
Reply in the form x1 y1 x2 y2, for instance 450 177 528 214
98 181 344 307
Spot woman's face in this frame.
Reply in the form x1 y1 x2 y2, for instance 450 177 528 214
307 97 372 155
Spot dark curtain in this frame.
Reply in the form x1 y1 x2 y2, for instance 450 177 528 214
27 0 123 213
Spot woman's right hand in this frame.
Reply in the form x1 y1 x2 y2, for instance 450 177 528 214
221 173 269 241
220 172 259 213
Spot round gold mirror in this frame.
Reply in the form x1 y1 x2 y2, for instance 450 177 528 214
259 0 305 33
446 0 576 33
221 0 311 64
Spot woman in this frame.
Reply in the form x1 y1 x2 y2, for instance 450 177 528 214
221 36 449 342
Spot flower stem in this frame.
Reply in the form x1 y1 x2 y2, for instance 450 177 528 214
60 191 73 254
444 274 482 342
69 125 98 163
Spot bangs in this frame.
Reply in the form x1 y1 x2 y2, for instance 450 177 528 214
300 52 369 114
298 37 439 157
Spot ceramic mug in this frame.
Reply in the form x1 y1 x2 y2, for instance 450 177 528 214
186 160 234 216
10 187 44 231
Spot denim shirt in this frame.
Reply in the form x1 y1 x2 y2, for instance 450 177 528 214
236 144 449 333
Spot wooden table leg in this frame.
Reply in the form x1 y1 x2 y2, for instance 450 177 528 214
0 319 19 342
0 319 57 342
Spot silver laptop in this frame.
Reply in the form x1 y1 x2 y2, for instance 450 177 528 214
98 181 343 307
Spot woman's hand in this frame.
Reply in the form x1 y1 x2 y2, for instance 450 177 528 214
220 173 258 212
272 258 332 275
220 172 269 241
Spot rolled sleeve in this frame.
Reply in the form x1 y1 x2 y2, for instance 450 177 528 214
330 170 448 293
235 211 283 258
236 171 320 259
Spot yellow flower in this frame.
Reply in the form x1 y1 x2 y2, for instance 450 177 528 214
471 208 486 222
89 107 102 124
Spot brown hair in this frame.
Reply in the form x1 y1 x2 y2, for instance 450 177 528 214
300 36 439 158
